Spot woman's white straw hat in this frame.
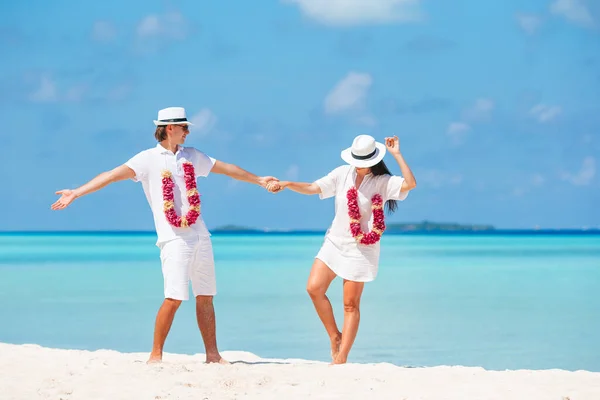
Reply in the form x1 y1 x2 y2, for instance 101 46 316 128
153 107 194 126
341 135 386 168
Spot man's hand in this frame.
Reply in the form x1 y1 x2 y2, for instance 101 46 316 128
267 180 287 193
50 165 135 211
258 176 280 191
51 189 78 210
385 136 401 155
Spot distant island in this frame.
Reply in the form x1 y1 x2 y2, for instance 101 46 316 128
387 221 495 232
211 225 264 233
211 221 495 233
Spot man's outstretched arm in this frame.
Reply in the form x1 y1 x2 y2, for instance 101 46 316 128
210 160 277 189
51 164 135 210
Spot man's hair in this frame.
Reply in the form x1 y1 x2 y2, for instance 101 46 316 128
155 126 167 141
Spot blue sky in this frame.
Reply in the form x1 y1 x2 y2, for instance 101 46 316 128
1 0 598 231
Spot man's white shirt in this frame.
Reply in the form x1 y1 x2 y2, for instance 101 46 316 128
125 144 216 245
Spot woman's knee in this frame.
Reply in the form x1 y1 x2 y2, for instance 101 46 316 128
306 283 325 298
343 299 360 313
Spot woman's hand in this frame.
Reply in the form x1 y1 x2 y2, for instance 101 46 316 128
385 136 401 155
267 180 288 193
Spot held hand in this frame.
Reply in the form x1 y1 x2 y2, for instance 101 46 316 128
267 180 288 193
51 189 78 210
385 136 401 155
258 176 278 189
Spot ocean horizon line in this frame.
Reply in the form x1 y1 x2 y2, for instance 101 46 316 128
1 228 599 236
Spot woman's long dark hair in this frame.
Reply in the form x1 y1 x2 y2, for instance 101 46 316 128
370 160 397 215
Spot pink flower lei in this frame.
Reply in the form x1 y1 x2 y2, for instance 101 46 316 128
161 162 201 228
346 187 385 245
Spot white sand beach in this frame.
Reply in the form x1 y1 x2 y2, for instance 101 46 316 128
1 342 599 400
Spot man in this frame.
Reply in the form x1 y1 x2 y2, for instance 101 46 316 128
51 106 278 364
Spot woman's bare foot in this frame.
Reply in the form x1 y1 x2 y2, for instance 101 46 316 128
330 332 342 361
331 354 347 365
147 353 162 364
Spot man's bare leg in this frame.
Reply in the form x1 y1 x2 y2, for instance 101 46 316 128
333 280 364 364
148 298 182 363
195 295 228 364
306 259 342 361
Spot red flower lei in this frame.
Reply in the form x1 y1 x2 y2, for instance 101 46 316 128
346 187 385 245
161 162 201 228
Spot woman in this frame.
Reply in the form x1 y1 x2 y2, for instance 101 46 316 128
269 134 416 364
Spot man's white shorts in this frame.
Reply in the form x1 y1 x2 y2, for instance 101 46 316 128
158 235 216 300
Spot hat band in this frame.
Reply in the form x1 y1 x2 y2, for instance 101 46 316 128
351 149 377 160
159 118 188 123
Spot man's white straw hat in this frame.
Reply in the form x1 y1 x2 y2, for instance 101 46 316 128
153 107 194 126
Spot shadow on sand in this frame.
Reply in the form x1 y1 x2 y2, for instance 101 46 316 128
231 360 293 365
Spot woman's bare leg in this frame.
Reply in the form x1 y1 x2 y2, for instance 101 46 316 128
306 258 342 361
333 279 364 364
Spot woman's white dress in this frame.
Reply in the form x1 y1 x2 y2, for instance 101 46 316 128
314 165 409 282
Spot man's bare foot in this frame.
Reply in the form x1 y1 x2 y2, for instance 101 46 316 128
330 332 342 361
147 353 162 364
206 354 230 364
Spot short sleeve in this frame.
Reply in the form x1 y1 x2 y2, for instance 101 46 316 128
124 151 150 182
380 175 409 201
314 166 345 200
189 148 216 178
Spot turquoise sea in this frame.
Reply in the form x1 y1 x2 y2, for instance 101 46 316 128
1 232 599 371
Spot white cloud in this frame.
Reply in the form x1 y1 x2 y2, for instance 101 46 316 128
530 104 562 123
93 21 117 42
516 13 542 34
64 84 87 102
356 114 377 127
446 122 471 145
447 122 471 135
561 157 596 186
324 72 372 114
444 98 493 145
462 98 494 122
26 74 129 104
190 109 217 135
136 11 189 39
324 72 376 126
551 0 594 27
29 76 57 102
513 174 546 196
285 165 299 180
106 83 133 101
418 169 463 188
284 0 422 26
532 173 546 186
513 187 527 197
137 16 161 37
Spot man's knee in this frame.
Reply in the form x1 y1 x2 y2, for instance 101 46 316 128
164 298 183 310
195 295 214 305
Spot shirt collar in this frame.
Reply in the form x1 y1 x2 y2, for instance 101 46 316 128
155 143 181 155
